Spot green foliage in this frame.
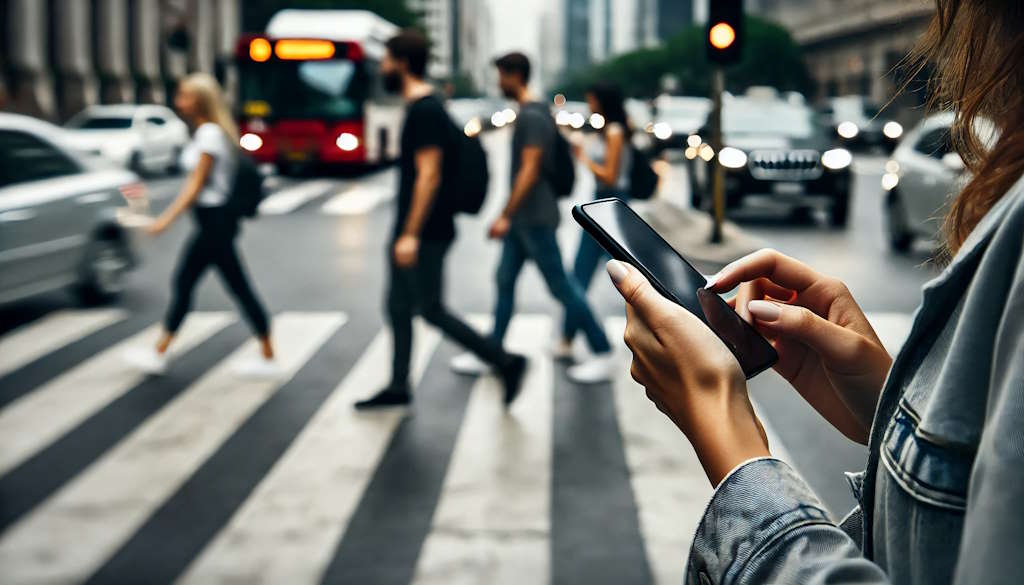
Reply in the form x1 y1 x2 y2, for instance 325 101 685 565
556 16 814 100
242 0 419 32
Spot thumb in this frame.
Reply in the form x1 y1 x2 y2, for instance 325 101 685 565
747 300 865 363
606 260 675 322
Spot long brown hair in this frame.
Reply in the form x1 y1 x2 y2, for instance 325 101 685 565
909 0 1024 253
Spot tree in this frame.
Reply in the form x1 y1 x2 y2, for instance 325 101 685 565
556 16 813 100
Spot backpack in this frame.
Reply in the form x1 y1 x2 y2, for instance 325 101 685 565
628 145 659 200
448 131 489 214
227 153 266 219
548 126 576 197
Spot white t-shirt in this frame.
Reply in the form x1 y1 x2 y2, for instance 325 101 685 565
180 122 236 207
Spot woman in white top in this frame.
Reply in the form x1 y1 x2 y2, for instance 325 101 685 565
561 81 633 359
124 73 277 377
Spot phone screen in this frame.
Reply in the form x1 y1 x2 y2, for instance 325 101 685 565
575 198 777 378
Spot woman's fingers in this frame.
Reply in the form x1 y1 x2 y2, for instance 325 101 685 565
607 260 679 332
747 300 868 365
707 248 821 295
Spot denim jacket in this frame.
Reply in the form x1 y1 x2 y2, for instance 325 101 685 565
686 173 1024 585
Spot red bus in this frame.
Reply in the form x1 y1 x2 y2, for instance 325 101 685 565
235 10 403 173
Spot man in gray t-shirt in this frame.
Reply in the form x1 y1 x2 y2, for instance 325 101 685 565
449 52 614 384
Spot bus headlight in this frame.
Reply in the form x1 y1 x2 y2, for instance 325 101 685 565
883 121 903 139
336 132 359 152
240 133 263 152
653 122 672 140
822 148 853 170
717 147 747 169
837 121 859 139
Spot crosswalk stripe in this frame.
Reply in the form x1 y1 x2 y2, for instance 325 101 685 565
0 312 233 477
258 179 336 215
320 184 393 216
0 312 346 585
176 320 439 585
604 316 793 585
0 309 126 378
411 314 553 585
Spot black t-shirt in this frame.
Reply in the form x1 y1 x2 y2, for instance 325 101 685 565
395 94 459 242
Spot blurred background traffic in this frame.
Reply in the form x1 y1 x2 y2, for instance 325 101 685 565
0 1 959 584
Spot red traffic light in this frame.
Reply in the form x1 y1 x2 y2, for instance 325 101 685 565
709 22 736 50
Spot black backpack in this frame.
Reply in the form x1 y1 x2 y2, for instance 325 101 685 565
448 131 489 214
628 146 659 200
548 126 576 197
227 153 266 219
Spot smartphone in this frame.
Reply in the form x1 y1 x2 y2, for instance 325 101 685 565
573 197 778 378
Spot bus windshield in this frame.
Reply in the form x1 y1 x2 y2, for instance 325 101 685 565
240 59 367 120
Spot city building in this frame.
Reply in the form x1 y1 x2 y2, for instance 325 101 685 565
748 0 934 104
1 0 240 122
565 0 591 73
407 0 454 79
455 0 494 94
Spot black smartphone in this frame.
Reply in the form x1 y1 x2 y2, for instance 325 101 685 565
573 197 778 378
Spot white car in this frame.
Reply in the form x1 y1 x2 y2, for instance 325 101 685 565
0 113 148 305
64 104 189 175
650 95 712 152
881 112 967 252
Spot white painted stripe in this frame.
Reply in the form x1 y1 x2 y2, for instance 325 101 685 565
412 314 552 585
258 179 335 215
177 320 438 585
0 312 233 477
320 184 393 216
604 317 792 585
0 312 345 585
0 309 126 377
865 311 915 357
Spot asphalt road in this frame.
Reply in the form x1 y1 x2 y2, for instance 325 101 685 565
0 130 938 584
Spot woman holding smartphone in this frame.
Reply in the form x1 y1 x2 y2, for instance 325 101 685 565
124 73 277 378
607 1 1024 583
558 81 633 362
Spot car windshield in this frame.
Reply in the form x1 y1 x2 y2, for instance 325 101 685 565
724 102 815 138
67 116 133 130
240 59 365 120
659 103 709 123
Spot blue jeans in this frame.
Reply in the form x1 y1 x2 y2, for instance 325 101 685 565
491 225 611 354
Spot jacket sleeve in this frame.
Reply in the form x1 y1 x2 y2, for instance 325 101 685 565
952 246 1024 585
686 457 890 585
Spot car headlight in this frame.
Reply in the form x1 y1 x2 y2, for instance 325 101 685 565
837 121 859 139
464 117 482 137
881 172 899 191
822 148 853 170
717 146 747 169
589 113 605 130
240 133 263 152
883 121 903 139
492 111 507 128
653 122 672 140
569 113 585 129
336 132 359 152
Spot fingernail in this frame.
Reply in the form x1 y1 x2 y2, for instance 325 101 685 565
747 300 781 322
606 260 628 284
704 272 719 289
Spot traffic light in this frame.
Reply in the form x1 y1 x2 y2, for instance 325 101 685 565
707 0 744 66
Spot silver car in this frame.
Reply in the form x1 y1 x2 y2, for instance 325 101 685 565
0 113 148 305
881 112 966 252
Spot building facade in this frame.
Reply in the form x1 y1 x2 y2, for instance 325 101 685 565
748 0 934 104
1 0 240 122
455 0 494 95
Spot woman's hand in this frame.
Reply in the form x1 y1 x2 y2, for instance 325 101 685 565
393 234 420 268
145 216 171 237
607 259 770 486
707 249 892 444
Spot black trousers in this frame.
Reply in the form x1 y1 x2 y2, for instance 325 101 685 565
164 207 270 336
387 238 509 389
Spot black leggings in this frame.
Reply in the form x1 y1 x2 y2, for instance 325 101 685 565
164 207 269 336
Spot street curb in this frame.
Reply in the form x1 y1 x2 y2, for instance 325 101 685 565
633 198 766 269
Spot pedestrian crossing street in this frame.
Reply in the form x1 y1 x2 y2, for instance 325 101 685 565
0 308 914 584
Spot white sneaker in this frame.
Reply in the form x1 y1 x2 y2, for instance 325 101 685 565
122 346 168 375
450 352 490 375
567 354 615 384
233 357 284 380
550 339 575 361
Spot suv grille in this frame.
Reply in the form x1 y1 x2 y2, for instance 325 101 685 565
749 150 823 180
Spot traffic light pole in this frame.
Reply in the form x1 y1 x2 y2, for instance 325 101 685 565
710 68 725 244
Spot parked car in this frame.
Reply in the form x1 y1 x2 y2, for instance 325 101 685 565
820 95 903 152
689 92 853 226
0 113 148 306
63 104 189 174
881 112 968 252
650 95 712 153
